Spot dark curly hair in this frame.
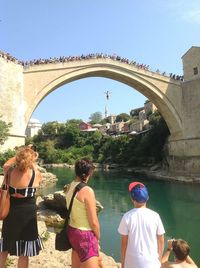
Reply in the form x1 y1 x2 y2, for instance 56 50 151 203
75 158 94 182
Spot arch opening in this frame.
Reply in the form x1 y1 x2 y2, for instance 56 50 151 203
25 64 182 139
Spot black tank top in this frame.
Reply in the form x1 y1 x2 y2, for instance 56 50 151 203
8 170 36 197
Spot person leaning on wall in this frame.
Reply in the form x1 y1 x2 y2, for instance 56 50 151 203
161 239 198 268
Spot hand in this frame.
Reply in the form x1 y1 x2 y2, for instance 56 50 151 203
167 239 174 250
34 152 39 160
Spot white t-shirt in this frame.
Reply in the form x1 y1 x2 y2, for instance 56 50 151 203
118 207 165 268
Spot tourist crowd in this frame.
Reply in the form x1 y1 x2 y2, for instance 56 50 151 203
0 50 183 81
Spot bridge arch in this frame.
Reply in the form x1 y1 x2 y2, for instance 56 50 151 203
3 52 200 176
25 62 182 140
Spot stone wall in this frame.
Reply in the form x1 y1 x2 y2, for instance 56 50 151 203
0 58 25 150
182 47 200 81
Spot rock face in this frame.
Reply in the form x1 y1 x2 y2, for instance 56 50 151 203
38 166 58 187
42 190 104 213
37 190 104 228
1 220 120 268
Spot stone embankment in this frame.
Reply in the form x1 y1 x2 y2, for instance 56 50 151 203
129 164 200 183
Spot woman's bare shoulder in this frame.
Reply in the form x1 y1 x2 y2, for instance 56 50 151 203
82 185 94 193
34 169 42 184
79 185 95 200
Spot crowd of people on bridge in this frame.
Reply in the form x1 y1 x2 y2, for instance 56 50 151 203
0 50 184 81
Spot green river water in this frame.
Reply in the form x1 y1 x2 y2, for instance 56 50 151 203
44 167 200 265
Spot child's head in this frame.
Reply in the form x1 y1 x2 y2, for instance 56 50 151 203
172 239 190 261
129 181 149 203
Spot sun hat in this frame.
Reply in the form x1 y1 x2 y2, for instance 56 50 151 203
129 181 149 203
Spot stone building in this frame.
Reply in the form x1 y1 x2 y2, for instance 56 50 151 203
182 46 200 81
144 100 157 116
106 114 117 124
25 118 42 137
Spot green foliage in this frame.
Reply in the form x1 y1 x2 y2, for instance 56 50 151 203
128 117 139 125
115 113 130 122
0 149 15 167
41 121 59 136
37 140 59 163
0 117 12 145
67 145 94 160
57 123 81 149
126 111 170 165
25 136 34 146
89 112 103 124
29 113 169 167
100 118 109 124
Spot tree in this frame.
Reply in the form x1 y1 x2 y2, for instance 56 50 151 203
89 112 102 124
56 120 81 149
40 121 60 136
66 119 82 125
0 149 15 167
37 140 58 163
115 113 130 122
0 117 12 145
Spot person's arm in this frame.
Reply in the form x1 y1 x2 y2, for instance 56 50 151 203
3 156 16 173
161 239 174 268
84 187 100 240
186 255 198 267
161 248 171 264
157 234 165 261
161 239 173 263
121 235 128 268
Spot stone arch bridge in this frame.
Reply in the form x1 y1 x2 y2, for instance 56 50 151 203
0 51 200 176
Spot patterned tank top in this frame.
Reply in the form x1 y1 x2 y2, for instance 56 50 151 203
8 169 36 197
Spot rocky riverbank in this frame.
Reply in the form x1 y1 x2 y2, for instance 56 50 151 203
37 189 104 228
42 162 200 184
129 165 200 183
0 221 120 268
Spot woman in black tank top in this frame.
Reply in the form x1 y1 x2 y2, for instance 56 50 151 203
0 147 43 268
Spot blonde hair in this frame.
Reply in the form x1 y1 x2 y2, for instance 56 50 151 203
16 147 36 172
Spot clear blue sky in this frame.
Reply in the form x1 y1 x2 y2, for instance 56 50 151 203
1 0 200 123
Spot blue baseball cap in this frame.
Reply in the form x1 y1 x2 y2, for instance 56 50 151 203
129 181 149 203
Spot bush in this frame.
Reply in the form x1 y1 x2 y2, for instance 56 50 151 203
0 149 15 167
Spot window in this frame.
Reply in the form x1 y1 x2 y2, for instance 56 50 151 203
193 67 198 75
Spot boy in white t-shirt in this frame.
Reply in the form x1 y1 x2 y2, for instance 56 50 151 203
118 181 165 268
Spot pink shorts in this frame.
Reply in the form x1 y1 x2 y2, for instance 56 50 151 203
67 225 99 262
